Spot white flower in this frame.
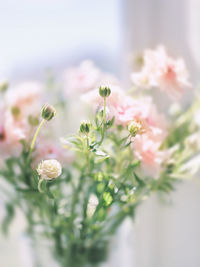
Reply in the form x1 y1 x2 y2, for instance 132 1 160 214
37 159 62 180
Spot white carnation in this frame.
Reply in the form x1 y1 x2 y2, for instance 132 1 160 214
37 159 62 180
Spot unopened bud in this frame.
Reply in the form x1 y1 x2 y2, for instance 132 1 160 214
28 115 39 126
0 80 9 92
11 106 20 118
80 120 91 134
41 104 56 121
99 86 111 98
128 121 142 137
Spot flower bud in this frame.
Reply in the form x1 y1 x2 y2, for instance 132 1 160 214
28 115 39 126
37 159 62 180
80 120 91 134
0 80 8 92
128 121 142 137
99 86 111 98
41 104 56 121
11 106 20 118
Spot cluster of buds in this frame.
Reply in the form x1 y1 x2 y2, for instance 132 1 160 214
128 120 142 137
80 120 91 134
99 86 111 98
42 104 56 121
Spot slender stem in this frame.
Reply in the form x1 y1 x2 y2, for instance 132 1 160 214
98 98 106 146
30 119 45 152
38 178 44 193
103 97 106 125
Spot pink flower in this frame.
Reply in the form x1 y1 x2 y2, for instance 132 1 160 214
33 139 74 167
131 46 191 100
81 85 167 130
5 81 42 117
0 81 43 159
0 108 25 158
82 85 167 176
132 131 167 177
63 61 101 96
63 61 119 97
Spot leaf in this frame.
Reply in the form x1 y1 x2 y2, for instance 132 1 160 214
134 173 145 187
93 150 110 163
2 203 15 235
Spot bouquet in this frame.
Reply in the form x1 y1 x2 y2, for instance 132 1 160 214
0 46 200 267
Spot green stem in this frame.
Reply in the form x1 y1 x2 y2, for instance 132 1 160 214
103 97 106 125
38 178 44 193
98 98 106 146
30 119 45 152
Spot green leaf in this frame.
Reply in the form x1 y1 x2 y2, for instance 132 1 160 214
2 203 15 235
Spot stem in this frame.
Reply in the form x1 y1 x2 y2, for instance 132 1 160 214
103 97 106 125
30 119 45 152
38 178 44 193
98 98 106 146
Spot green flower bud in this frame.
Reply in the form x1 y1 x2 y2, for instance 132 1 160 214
0 80 8 92
28 115 39 126
128 121 142 137
99 86 111 98
80 120 91 134
11 106 20 118
41 104 56 121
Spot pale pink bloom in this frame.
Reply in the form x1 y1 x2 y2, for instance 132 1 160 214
131 46 190 100
5 81 42 117
4 81 43 141
132 131 167 177
81 85 167 131
33 139 74 167
63 61 119 97
63 61 101 96
82 85 167 176
0 108 25 158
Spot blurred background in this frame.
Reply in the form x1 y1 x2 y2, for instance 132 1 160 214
1 0 200 267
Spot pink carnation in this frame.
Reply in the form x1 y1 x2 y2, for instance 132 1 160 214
63 61 119 97
81 85 166 129
33 139 74 167
132 131 167 177
63 61 101 96
0 108 25 158
81 85 167 176
5 81 42 117
0 81 43 158
131 46 191 100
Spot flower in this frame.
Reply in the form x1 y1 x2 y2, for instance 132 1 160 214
0 106 25 158
131 46 191 100
82 85 168 176
5 81 42 115
41 104 56 121
62 60 119 97
81 85 167 129
1 81 44 149
37 159 62 180
33 139 74 166
132 131 167 177
63 60 101 96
